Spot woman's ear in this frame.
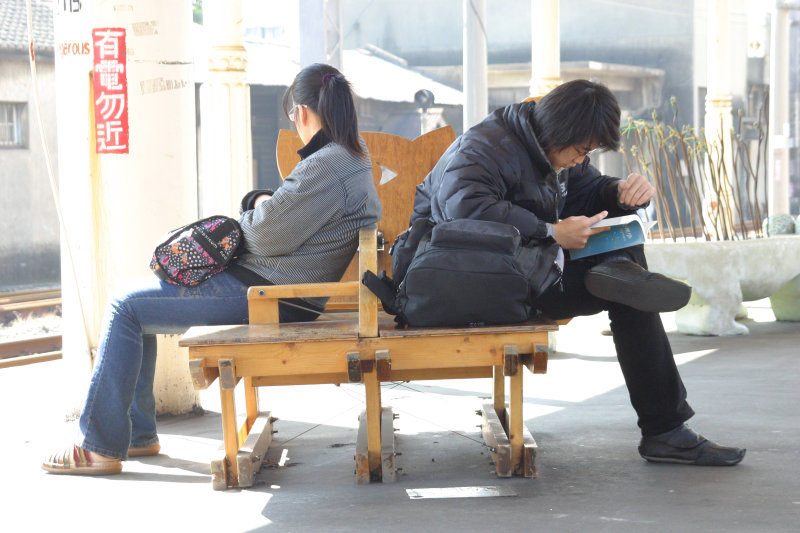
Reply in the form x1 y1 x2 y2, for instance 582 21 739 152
295 104 308 127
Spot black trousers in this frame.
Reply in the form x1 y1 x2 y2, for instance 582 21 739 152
535 245 695 436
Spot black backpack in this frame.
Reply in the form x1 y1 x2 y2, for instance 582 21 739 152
363 218 562 327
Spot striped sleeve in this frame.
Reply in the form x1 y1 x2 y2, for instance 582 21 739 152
238 159 347 257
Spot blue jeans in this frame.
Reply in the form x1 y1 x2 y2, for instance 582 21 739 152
79 272 316 459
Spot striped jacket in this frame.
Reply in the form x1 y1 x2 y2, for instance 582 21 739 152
234 136 381 308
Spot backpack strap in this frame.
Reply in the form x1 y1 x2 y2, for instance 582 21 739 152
361 270 406 325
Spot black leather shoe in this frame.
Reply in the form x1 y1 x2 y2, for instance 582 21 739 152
638 424 746 466
584 261 691 312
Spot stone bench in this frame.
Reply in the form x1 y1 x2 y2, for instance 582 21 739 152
645 235 800 335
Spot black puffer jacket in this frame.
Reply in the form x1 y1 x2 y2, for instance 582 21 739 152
411 102 634 240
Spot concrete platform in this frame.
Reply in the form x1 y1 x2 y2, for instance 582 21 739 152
1 301 798 532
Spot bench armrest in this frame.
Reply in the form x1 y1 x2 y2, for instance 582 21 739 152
248 282 360 300
247 282 360 324
246 226 379 337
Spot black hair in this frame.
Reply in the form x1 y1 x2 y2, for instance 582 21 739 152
282 63 364 157
531 79 621 156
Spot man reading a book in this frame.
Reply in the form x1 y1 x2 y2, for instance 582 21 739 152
411 79 745 467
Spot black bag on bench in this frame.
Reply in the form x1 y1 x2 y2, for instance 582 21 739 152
363 219 562 327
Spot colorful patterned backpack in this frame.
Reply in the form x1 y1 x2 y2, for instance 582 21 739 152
150 215 243 286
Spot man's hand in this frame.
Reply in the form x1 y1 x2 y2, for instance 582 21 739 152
617 173 654 209
553 211 609 250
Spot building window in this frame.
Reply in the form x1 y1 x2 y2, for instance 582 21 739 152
0 102 28 148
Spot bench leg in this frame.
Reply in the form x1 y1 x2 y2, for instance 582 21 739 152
356 350 395 484
508 357 537 477
366 353 384 481
492 364 507 430
244 377 259 430
480 346 538 478
356 406 396 484
213 384 241 490
210 361 273 490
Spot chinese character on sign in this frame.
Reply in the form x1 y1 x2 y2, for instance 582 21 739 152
96 60 124 91
92 28 129 153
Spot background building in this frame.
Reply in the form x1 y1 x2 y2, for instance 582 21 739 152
0 0 60 291
1 0 798 293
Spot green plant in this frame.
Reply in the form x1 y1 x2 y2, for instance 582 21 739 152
619 95 769 242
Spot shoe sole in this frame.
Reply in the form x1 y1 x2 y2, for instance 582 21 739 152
640 451 745 466
41 461 122 475
128 443 161 457
585 270 691 313
640 454 698 465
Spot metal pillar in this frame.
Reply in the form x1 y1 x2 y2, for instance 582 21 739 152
768 3 793 216
299 0 343 70
530 0 561 98
463 0 488 129
199 0 253 218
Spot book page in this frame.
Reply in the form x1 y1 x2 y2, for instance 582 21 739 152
590 215 656 232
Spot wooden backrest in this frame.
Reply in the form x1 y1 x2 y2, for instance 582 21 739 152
275 127 456 287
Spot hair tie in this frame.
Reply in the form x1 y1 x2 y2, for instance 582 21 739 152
322 73 337 86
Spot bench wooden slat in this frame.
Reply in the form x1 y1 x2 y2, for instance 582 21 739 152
381 318 558 337
251 373 350 387
181 315 557 347
180 321 359 346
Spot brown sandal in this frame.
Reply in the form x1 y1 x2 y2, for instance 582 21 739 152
128 443 160 457
42 445 122 475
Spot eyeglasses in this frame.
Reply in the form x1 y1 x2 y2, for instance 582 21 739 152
576 146 599 158
288 102 306 122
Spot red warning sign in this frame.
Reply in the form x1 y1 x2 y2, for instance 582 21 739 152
92 28 129 154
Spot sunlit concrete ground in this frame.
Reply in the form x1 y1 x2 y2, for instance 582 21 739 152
1 300 797 532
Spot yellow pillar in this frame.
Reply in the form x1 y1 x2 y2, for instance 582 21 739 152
529 0 561 98
199 0 253 217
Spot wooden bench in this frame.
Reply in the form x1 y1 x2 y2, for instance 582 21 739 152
180 127 559 489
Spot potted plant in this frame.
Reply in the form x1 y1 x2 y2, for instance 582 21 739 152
620 98 800 335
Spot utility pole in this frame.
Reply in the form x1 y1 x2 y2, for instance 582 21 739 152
463 0 488 129
299 0 343 70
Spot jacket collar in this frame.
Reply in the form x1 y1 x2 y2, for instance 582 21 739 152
297 129 332 159
501 102 557 183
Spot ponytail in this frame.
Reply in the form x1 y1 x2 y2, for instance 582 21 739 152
283 64 365 157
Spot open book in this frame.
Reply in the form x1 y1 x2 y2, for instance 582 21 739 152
568 215 656 260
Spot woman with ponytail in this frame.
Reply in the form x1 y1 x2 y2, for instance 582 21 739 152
43 64 381 475
283 63 365 156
